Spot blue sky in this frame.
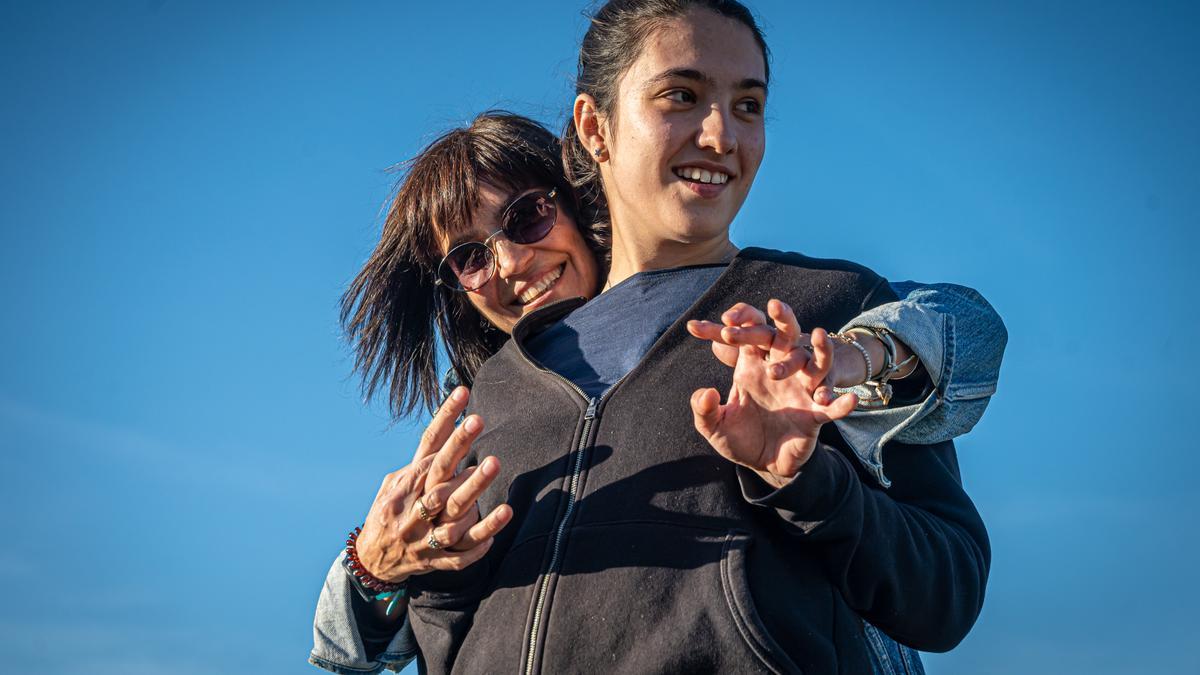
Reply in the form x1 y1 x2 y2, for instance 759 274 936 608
1 1 1196 673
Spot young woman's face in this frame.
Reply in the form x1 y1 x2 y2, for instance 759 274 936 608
439 182 600 334
600 8 767 249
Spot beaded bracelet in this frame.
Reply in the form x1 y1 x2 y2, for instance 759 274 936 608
829 332 873 385
343 526 407 614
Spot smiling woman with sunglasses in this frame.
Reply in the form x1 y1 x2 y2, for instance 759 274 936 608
311 105 1004 673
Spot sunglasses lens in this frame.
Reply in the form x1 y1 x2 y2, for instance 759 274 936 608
504 191 557 244
441 243 494 291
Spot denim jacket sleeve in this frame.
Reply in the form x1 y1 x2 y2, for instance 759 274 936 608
310 551 419 674
833 282 1007 487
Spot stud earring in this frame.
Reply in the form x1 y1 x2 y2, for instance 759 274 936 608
593 147 603 158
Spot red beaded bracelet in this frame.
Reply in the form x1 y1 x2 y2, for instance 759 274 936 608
344 526 404 594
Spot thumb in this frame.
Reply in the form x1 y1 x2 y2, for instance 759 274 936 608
814 391 858 424
711 341 739 368
690 388 724 440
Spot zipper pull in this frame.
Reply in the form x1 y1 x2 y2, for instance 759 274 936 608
584 398 598 420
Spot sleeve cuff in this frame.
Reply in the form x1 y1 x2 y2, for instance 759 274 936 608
735 445 856 535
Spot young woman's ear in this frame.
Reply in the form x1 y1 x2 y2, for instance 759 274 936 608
574 94 608 161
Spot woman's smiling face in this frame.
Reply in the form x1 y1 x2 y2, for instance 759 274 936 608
438 182 600 334
598 8 768 252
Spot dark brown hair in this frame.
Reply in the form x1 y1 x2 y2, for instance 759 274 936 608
341 111 605 418
563 0 771 223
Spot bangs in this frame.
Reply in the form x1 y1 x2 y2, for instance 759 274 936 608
390 113 569 269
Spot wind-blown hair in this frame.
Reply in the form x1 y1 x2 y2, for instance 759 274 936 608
341 111 605 418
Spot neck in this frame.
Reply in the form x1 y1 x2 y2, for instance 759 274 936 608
605 226 739 290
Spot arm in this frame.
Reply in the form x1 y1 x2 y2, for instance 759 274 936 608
691 283 1008 486
831 282 1007 481
311 552 421 674
310 389 511 673
688 300 989 650
737 437 990 651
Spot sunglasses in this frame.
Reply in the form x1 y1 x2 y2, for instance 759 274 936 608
436 188 559 292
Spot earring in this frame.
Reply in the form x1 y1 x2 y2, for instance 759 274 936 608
593 147 603 158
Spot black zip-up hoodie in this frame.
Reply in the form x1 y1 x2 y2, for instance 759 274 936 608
408 248 990 674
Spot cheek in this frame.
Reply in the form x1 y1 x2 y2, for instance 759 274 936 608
466 291 513 330
743 128 766 170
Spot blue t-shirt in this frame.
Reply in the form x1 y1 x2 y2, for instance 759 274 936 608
526 264 727 399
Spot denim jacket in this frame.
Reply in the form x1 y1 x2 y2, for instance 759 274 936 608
837 281 1008 488
310 281 1006 674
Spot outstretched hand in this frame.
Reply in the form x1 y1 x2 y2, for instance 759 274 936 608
686 300 859 486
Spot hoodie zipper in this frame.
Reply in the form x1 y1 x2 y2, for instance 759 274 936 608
523 394 597 675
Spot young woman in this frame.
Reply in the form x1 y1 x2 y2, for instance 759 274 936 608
312 4 1001 671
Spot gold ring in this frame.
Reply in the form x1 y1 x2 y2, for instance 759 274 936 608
417 497 433 521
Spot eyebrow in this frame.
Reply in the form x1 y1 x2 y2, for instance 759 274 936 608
648 68 768 96
444 186 525 250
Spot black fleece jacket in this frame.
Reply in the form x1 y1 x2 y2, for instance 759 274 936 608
407 248 990 674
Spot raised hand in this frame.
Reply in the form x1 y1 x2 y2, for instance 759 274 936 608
686 300 859 486
688 299 870 401
354 387 512 584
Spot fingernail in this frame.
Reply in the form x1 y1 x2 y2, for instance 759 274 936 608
453 387 467 401
464 416 481 433
772 365 785 378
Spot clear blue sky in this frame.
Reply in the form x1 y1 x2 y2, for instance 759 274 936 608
1 2 1196 673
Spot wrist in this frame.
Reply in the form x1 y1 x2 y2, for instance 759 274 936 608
344 527 408 608
846 329 885 380
753 468 791 489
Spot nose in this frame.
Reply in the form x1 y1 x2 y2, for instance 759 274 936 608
697 104 737 155
492 236 535 280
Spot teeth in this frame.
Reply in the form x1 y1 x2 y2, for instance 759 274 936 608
674 167 730 185
519 266 563 304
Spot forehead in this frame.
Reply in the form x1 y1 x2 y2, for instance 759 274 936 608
626 9 767 90
434 182 519 251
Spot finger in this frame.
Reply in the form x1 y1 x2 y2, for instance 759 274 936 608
765 347 810 380
429 500 487 552
813 391 859 424
690 388 724 441
767 299 803 363
710 341 739 368
720 303 767 328
814 384 838 406
803 328 835 389
686 319 726 342
452 503 513 551
689 318 747 368
415 465 476 518
425 413 484 492
425 537 495 573
414 387 470 463
719 324 776 350
442 456 501 522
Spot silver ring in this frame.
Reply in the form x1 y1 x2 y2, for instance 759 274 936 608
427 532 443 550
417 497 433 521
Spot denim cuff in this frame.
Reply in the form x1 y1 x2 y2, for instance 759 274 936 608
311 552 419 674
836 281 1005 487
